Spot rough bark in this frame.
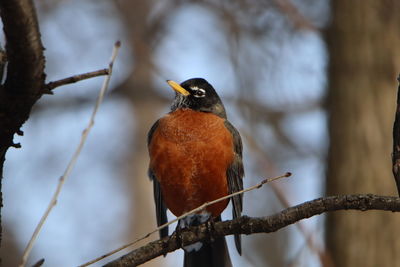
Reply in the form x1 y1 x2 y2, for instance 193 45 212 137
326 1 400 266
0 0 46 249
104 194 400 267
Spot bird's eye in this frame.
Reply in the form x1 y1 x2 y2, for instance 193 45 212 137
193 88 206 98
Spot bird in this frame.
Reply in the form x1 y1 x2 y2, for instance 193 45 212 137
147 78 244 267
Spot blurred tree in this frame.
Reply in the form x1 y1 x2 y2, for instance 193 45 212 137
1 0 329 266
112 1 170 266
326 1 400 266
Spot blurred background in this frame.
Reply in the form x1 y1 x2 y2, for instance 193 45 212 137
2 0 400 266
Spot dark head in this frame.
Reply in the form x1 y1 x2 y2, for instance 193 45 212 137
167 78 227 118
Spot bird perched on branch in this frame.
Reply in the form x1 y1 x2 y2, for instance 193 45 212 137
147 78 244 267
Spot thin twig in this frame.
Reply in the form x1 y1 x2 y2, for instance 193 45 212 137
79 172 291 267
19 41 121 267
45 68 109 91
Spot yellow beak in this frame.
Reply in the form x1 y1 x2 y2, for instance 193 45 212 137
166 80 190 96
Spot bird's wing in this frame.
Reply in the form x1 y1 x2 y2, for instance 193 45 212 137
224 120 244 255
148 119 168 239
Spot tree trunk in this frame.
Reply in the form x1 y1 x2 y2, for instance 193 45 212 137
326 1 400 266
0 0 46 252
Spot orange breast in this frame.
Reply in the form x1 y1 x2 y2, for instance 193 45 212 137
149 109 234 217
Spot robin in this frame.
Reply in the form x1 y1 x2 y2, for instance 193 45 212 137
147 78 244 267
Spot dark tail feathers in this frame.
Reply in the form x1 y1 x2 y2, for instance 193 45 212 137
183 236 232 267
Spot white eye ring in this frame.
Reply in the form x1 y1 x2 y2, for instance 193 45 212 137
190 86 206 98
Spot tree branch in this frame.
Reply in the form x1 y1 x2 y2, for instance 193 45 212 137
80 173 291 267
392 75 400 196
103 194 400 267
45 69 109 91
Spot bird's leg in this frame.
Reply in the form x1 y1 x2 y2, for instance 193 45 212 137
175 217 196 250
177 213 211 252
173 220 184 249
206 216 217 243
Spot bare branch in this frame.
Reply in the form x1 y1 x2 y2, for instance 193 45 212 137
18 41 121 267
45 69 110 91
79 172 291 267
103 194 400 266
